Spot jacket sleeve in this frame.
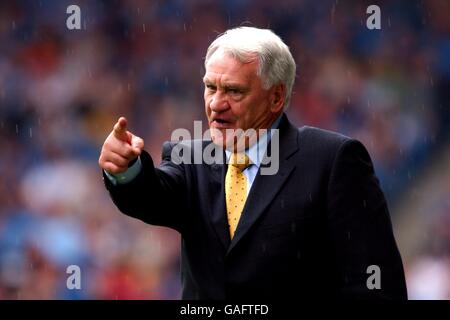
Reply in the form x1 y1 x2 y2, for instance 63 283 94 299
326 138 408 299
103 142 189 234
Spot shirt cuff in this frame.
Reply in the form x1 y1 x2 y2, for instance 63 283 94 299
104 156 142 185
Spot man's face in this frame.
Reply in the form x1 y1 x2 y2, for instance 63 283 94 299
203 49 279 150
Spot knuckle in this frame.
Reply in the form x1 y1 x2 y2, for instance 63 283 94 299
103 140 112 150
100 150 110 161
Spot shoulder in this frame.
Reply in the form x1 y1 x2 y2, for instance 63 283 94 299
296 125 352 156
162 139 209 153
293 125 371 167
297 125 351 146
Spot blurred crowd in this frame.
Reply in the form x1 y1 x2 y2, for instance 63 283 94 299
0 0 449 299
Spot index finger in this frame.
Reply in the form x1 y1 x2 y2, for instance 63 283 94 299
113 117 129 142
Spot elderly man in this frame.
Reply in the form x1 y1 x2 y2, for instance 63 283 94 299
99 27 407 300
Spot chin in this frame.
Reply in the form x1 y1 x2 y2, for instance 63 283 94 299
209 129 233 150
209 128 225 147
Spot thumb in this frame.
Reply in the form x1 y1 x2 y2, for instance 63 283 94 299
113 117 131 143
131 135 145 155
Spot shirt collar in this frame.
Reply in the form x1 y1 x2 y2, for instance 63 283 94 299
225 114 283 168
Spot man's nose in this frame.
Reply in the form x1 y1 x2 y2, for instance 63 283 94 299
209 91 229 112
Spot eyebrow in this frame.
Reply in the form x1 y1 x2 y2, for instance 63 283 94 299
203 78 245 88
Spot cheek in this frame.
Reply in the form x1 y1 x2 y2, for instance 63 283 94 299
236 101 255 118
229 102 244 117
204 98 211 113
240 101 266 126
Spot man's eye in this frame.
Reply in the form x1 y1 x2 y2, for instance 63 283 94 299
228 88 241 94
206 84 216 91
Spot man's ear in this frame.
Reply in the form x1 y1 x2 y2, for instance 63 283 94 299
269 83 286 113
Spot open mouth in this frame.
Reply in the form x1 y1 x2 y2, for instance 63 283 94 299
210 117 233 128
211 119 232 129
215 118 228 124
211 116 232 128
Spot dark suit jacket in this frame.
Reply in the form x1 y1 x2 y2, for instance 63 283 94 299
103 114 407 300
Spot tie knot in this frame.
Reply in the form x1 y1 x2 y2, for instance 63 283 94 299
229 153 251 171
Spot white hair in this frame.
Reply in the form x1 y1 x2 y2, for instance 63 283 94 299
205 26 296 110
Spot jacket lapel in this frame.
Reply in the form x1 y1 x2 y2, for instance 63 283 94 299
208 152 231 250
226 115 299 255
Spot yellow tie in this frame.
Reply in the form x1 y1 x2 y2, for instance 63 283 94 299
225 153 251 239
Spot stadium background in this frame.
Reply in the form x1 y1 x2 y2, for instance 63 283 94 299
0 0 449 299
